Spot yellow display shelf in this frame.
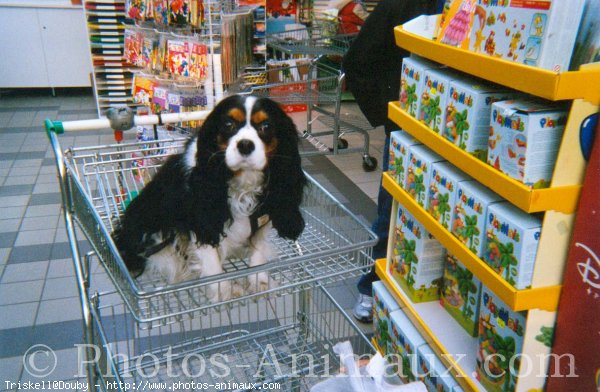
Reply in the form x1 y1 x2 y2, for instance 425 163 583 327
382 172 561 312
394 25 600 104
375 258 483 392
388 102 581 214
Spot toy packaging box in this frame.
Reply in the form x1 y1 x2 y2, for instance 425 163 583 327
390 310 426 383
438 0 585 72
451 180 502 257
399 56 441 118
389 130 422 186
440 254 482 337
483 202 542 289
390 205 446 303
427 161 470 230
418 68 464 133
405 145 446 207
373 281 401 357
415 345 461 392
569 0 600 70
443 79 518 162
476 287 527 392
487 99 568 188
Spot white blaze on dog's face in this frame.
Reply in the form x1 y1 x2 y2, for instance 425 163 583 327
221 96 278 172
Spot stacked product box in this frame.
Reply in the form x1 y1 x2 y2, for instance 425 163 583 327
443 79 518 162
483 202 543 289
451 181 502 257
373 281 401 356
440 254 482 337
415 345 463 392
405 145 446 208
437 0 586 72
390 205 446 303
390 310 426 383
476 287 527 392
488 99 568 189
399 56 441 118
389 130 422 186
418 68 465 134
426 161 470 230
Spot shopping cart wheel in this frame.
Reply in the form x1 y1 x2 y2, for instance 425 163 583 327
329 138 349 152
362 155 378 172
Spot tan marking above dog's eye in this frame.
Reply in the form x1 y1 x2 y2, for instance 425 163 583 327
227 108 245 123
251 110 269 124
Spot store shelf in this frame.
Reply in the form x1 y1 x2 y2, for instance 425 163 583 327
394 25 600 104
375 258 483 392
388 102 581 214
382 172 562 312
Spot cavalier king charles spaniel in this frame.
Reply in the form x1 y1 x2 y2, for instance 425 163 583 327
113 95 307 301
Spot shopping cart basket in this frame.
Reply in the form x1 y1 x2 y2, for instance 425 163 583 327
241 59 378 171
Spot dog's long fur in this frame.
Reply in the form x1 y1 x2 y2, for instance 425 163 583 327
112 95 307 300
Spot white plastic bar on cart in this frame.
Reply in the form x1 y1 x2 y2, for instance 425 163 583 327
50 110 211 133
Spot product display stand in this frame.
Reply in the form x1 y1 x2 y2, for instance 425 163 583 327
374 17 600 392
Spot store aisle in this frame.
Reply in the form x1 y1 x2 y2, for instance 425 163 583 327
0 88 384 390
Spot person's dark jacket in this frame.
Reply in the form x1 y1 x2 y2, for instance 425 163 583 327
343 0 437 134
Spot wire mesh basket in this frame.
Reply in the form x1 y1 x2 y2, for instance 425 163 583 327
90 284 375 392
58 136 377 327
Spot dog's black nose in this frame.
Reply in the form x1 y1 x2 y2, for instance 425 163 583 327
237 139 255 156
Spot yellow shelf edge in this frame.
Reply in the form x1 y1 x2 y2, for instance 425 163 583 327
382 172 562 312
375 259 480 392
388 102 581 214
394 25 600 104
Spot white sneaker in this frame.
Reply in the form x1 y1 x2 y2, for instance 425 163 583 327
352 294 374 323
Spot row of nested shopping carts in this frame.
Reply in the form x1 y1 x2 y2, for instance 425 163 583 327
45 105 378 391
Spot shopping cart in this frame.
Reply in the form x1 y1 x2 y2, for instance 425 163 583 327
45 109 377 390
241 59 379 171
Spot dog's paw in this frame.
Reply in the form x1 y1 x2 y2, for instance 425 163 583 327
206 280 232 302
231 279 247 299
248 272 276 294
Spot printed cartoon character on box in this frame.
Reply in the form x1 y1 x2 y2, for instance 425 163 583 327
374 292 392 352
452 189 484 253
442 257 477 320
419 78 445 132
391 323 415 383
428 175 454 229
389 138 398 175
478 292 524 391
391 225 407 277
396 215 422 282
406 157 426 202
444 100 470 150
400 65 420 116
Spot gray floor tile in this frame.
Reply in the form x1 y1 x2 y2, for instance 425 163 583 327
0 196 30 207
0 206 26 220
8 167 39 177
41 276 78 300
20 347 82 384
1 261 48 282
24 204 61 218
0 302 38 329
14 229 56 246
20 216 59 231
0 219 21 234
32 182 60 194
3 176 37 186
11 159 42 168
47 259 75 279
0 357 23 387
0 248 9 265
0 280 44 305
35 297 82 324
7 244 52 264
0 185 35 197
0 232 17 248
28 193 62 206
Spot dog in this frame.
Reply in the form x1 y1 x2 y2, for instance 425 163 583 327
112 95 308 301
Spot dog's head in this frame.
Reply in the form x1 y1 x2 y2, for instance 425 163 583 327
190 95 308 240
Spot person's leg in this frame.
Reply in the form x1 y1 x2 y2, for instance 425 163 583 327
354 134 392 322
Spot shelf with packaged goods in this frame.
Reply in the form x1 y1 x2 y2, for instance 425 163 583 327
394 24 600 105
382 172 562 312
388 102 581 214
375 258 483 392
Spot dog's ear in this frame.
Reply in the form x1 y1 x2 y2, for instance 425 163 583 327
262 99 308 241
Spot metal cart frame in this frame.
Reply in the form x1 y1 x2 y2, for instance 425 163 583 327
45 109 377 391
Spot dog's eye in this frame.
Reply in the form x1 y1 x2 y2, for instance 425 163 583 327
257 122 270 135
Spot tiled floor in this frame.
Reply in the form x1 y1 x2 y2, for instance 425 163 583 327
0 88 385 390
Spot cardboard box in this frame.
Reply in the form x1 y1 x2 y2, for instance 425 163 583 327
400 56 441 118
389 130 422 186
488 99 568 188
427 161 470 230
476 287 527 392
438 0 585 71
405 145 446 207
373 281 402 357
443 79 518 161
440 254 482 337
390 205 446 303
483 202 542 289
451 181 502 257
418 68 464 133
390 310 427 383
415 345 461 392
